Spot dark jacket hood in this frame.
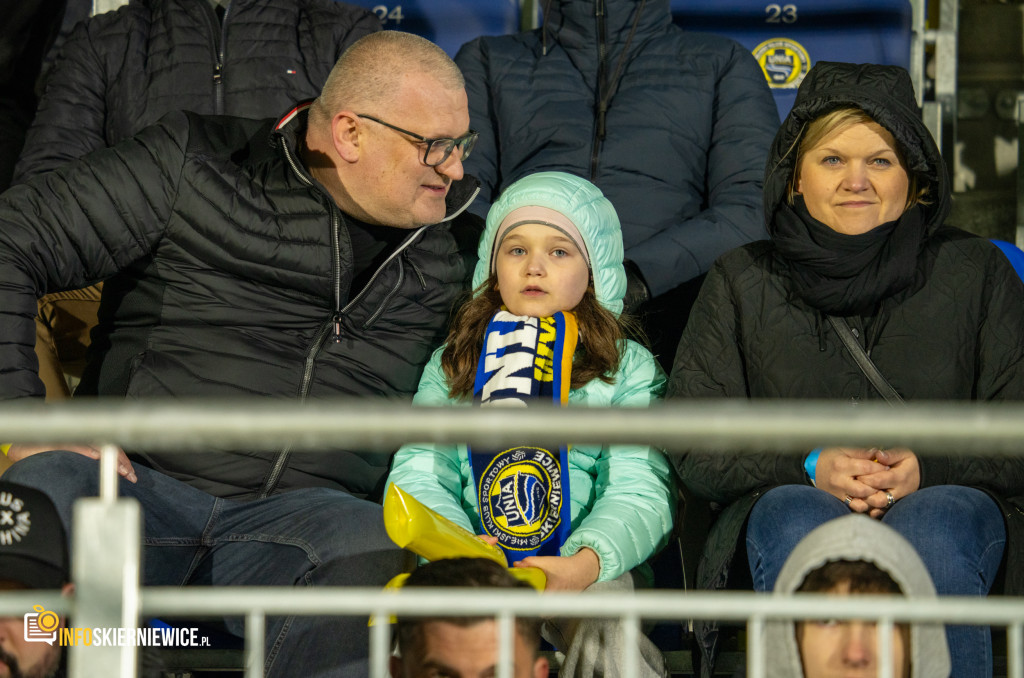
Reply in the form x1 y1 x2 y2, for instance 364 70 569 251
763 61 951 238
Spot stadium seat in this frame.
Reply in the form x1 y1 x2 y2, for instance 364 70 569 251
670 0 913 119
341 0 521 57
992 239 1024 282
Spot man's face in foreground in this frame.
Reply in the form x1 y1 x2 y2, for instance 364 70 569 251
798 581 910 678
391 619 548 678
0 617 61 678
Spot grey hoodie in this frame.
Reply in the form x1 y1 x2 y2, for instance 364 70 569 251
763 515 951 678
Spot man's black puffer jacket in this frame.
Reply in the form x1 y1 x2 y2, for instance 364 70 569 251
13 0 379 182
669 62 1024 677
0 105 482 501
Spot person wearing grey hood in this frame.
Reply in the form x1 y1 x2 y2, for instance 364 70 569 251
764 514 950 678
670 61 1024 678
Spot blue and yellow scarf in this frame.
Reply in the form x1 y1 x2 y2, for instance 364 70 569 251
468 309 576 561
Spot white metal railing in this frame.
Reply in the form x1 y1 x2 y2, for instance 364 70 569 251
2 587 1021 678
3 398 1024 454
2 399 1024 677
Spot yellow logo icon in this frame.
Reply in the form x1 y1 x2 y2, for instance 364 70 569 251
752 38 811 89
24 605 59 645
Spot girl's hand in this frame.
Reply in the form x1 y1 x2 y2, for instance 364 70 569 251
6 443 138 483
476 534 499 546
856 447 921 519
514 547 600 592
814 447 889 514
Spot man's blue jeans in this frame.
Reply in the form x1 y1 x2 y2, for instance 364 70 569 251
5 451 405 678
746 484 1005 678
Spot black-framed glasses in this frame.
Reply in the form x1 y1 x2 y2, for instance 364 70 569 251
356 114 478 167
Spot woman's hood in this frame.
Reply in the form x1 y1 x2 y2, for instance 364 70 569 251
763 514 951 678
473 171 626 315
763 61 951 237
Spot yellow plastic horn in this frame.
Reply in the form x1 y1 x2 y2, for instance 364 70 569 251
384 484 507 566
371 486 548 627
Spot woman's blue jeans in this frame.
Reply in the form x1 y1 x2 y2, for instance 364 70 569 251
746 484 1005 678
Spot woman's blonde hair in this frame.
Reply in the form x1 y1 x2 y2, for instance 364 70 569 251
786 107 929 211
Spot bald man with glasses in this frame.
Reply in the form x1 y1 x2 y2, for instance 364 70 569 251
0 30 483 678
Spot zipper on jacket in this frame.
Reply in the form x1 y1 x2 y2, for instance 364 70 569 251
331 210 344 341
258 316 336 498
363 263 404 330
344 229 427 326
261 133 437 495
202 1 228 114
260 223 423 495
262 206 341 494
215 4 230 114
279 135 343 331
589 0 646 181
590 0 608 180
258 138 343 497
407 253 427 290
213 62 224 113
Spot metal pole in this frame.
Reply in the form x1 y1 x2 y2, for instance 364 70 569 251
370 608 391 678
1010 622 1023 678
497 612 514 678
244 611 265 678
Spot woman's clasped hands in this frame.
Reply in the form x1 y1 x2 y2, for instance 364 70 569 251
814 446 921 519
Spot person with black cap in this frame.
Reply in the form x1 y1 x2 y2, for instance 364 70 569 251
0 481 166 678
669 61 1024 677
0 480 69 678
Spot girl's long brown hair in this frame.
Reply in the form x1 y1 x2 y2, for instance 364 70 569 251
441 276 626 400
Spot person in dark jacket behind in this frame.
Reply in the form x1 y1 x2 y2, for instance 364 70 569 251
668 62 1024 678
0 30 482 677
0 0 67 191
454 0 779 369
11 0 381 400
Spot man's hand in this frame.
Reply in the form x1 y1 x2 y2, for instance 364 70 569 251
513 547 600 592
814 447 889 514
857 447 920 518
6 443 137 483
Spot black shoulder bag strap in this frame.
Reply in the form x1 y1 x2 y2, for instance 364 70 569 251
826 315 905 405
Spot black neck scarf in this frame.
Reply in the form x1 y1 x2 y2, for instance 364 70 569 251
772 197 926 316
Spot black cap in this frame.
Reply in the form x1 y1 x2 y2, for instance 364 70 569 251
0 481 67 589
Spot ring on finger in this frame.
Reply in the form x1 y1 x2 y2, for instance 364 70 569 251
885 491 895 509
843 495 853 508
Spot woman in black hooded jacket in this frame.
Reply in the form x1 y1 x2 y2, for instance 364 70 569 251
669 61 1024 678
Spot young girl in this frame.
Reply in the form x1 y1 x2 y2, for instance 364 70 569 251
386 171 674 677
